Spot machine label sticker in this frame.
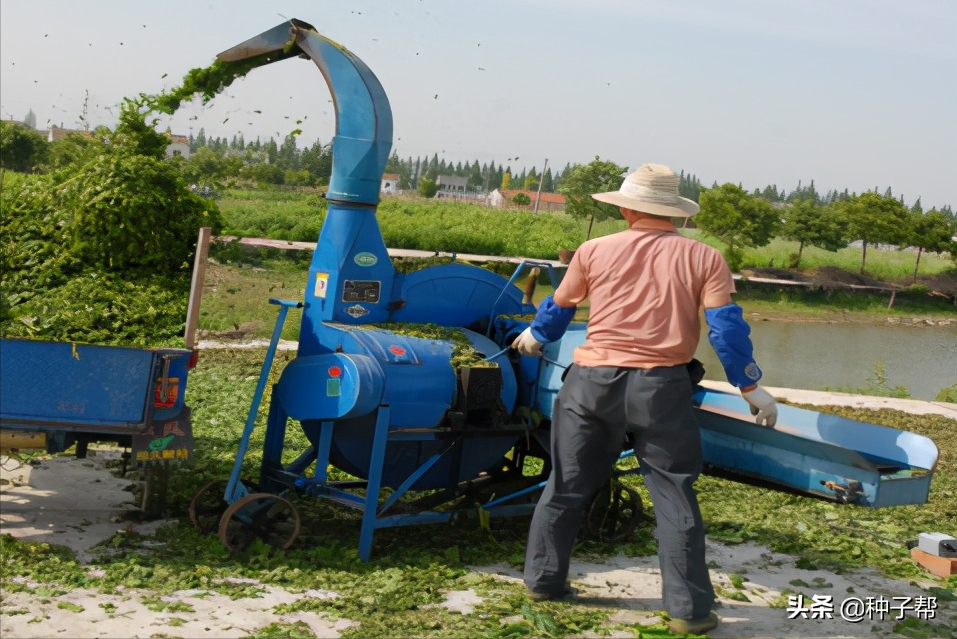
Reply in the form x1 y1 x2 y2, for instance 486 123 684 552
136 448 189 462
345 304 370 319
342 280 380 303
388 345 407 357
154 378 179 408
354 252 378 267
149 434 175 451
326 378 341 397
315 272 329 299
162 421 186 437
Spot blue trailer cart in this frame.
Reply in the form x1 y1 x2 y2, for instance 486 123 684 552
0 338 197 515
191 20 939 559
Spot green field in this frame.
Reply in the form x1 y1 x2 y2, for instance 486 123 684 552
215 188 955 280
199 189 956 347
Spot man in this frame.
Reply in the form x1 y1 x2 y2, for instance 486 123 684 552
511 163 777 635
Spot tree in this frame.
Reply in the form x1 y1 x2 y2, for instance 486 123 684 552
558 156 627 240
780 199 848 267
512 192 531 206
275 134 300 171
833 192 911 273
417 176 438 198
23 109 37 129
542 168 554 192
696 183 780 270
181 146 241 188
0 121 49 172
907 209 954 282
193 127 207 151
44 131 99 170
243 162 284 185
264 138 279 164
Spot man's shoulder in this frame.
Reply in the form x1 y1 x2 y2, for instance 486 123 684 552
674 233 723 256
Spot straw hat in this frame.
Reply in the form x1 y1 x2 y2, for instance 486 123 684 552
591 163 699 218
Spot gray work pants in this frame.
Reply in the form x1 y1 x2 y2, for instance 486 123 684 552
523 364 716 620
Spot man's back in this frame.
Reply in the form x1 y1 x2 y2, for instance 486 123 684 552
555 217 734 368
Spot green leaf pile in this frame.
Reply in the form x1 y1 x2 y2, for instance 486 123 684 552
1 98 225 346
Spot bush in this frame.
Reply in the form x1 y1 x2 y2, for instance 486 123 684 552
511 193 531 205
1 133 222 344
935 383 957 403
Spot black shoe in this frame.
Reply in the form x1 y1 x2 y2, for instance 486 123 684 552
528 585 578 601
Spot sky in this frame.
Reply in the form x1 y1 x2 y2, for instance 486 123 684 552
1 0 955 209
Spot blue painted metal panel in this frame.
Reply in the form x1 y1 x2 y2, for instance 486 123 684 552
0 339 190 430
275 354 384 421
692 388 937 507
392 264 527 328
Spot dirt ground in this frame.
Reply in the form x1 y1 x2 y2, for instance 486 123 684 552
2 449 955 639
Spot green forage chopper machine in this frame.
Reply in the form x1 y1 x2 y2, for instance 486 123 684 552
188 19 938 560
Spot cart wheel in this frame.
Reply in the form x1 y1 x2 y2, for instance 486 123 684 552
189 479 231 534
583 481 645 543
218 493 301 552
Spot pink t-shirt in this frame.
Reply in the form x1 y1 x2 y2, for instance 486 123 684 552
554 217 735 368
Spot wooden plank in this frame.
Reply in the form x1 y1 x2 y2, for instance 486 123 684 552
184 227 212 350
212 235 567 268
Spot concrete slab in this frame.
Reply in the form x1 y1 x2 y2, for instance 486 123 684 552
0 451 150 561
700 380 957 419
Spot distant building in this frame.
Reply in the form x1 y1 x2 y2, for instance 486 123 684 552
381 172 400 194
436 175 469 195
165 134 191 159
165 142 191 159
488 188 566 212
46 124 91 143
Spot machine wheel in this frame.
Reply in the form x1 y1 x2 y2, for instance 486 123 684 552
189 479 231 534
583 481 645 543
218 493 301 552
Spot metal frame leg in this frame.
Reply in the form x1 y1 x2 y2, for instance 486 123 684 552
358 404 391 561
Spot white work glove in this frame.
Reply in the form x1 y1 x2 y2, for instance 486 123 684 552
741 386 778 427
511 327 544 356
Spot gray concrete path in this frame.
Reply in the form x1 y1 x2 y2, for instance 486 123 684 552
700 380 957 419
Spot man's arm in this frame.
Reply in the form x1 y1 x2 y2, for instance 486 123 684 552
703 294 778 427
511 253 582 355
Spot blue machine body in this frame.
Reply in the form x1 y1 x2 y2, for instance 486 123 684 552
215 19 939 560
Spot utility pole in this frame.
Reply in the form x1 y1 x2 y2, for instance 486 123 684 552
533 158 548 214
81 89 90 132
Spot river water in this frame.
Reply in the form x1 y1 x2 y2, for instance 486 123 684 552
693 321 957 401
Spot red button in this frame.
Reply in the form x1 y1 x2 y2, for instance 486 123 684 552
388 345 407 357
328 366 342 377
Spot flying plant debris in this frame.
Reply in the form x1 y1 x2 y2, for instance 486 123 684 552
146 35 296 115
